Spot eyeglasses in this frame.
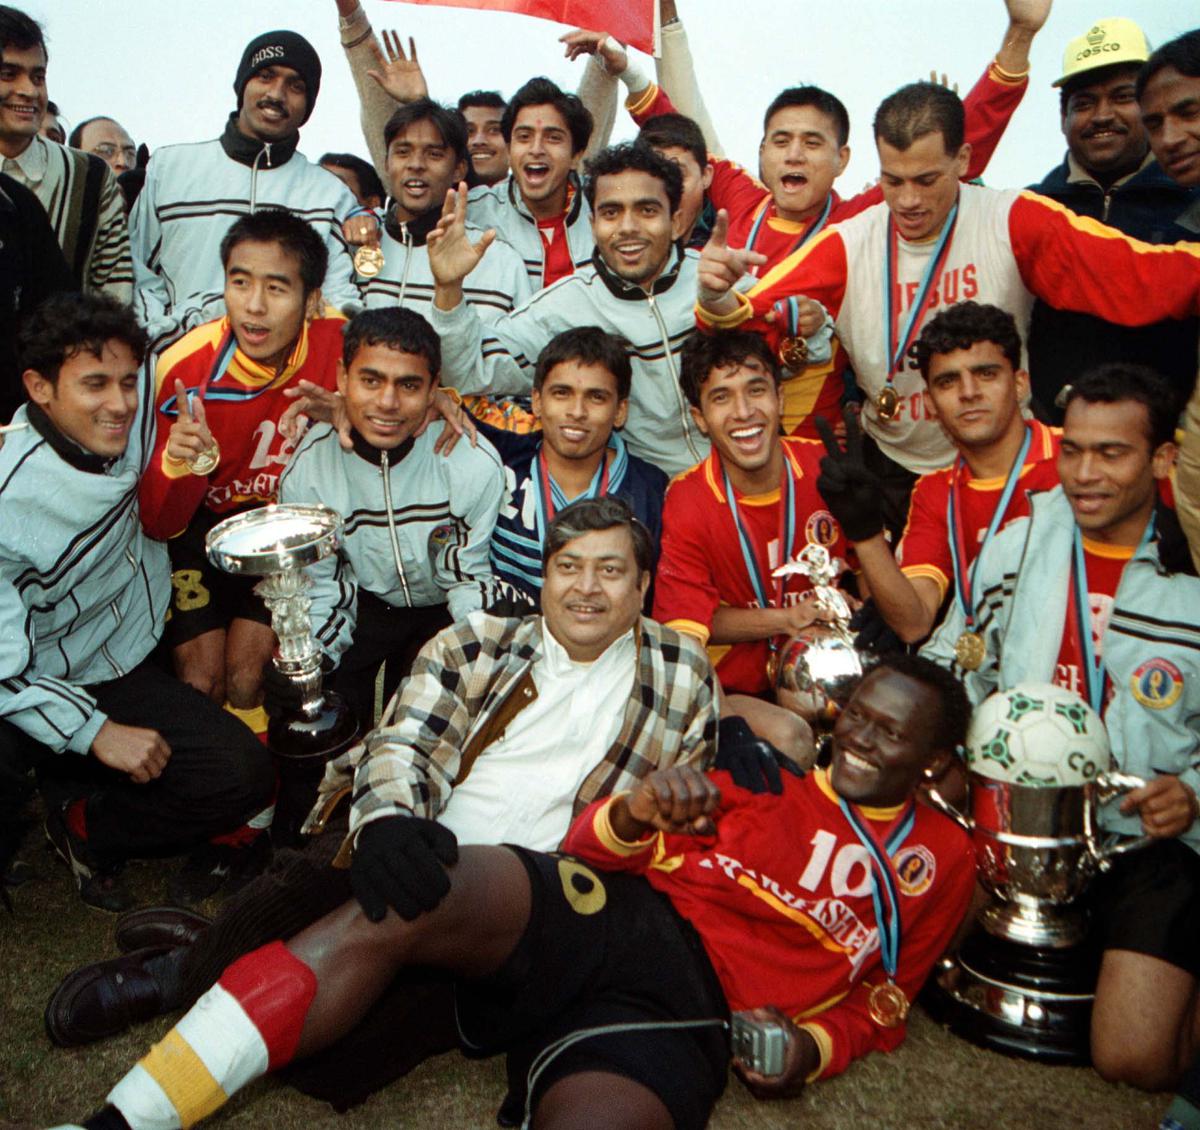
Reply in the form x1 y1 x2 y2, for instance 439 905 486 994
92 143 136 163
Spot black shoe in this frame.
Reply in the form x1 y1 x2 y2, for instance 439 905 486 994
115 905 212 954
44 946 171 1047
44 805 134 914
167 835 271 905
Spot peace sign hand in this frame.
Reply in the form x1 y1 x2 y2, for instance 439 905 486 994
166 379 217 469
813 405 884 543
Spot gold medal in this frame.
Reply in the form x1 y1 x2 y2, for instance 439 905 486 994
778 335 808 370
867 980 909 1029
187 441 220 476
954 630 986 671
353 245 385 278
875 385 900 421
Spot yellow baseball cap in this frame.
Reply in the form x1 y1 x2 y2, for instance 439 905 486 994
1054 17 1150 88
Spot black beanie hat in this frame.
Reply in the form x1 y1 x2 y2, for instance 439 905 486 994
234 31 322 124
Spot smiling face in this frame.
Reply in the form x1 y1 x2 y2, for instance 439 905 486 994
689 355 782 488
508 102 576 217
533 360 627 465
540 525 648 662
590 168 676 289
1062 68 1147 180
223 238 312 370
923 339 1027 452
338 342 437 450
830 668 944 808
0 42 47 153
385 118 467 222
237 64 307 143
23 339 140 458
877 131 968 242
1140 64 1200 188
758 103 849 222
462 103 509 185
1058 397 1173 545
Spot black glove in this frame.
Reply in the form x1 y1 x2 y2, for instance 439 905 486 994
850 599 906 655
715 716 804 795
814 408 884 543
351 815 460 923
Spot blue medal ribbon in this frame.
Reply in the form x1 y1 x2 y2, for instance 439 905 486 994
746 193 833 274
532 442 614 547
838 799 916 979
881 200 959 381
722 459 797 614
946 425 1033 628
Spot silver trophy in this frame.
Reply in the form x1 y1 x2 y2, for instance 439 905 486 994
206 504 359 838
772 542 863 730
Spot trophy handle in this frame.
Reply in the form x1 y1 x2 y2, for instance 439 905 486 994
923 782 972 834
1091 771 1151 865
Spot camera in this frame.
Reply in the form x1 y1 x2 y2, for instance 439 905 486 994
730 1011 788 1077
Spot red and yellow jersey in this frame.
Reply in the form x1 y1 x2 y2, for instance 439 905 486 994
653 437 850 695
564 768 975 1080
897 421 1060 602
1053 539 1131 709
139 313 345 541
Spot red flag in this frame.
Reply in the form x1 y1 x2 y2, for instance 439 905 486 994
382 0 656 54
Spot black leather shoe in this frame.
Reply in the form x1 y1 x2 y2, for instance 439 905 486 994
114 905 211 954
44 946 171 1047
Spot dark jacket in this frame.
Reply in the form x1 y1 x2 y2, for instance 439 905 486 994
0 173 75 422
1026 155 1200 422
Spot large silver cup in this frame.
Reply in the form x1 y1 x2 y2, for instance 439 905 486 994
772 543 863 731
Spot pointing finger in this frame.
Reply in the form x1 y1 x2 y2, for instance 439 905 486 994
174 379 192 424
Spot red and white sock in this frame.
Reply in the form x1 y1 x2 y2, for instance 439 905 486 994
106 941 316 1129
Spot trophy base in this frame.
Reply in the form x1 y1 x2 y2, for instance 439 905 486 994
268 690 359 847
922 925 1099 1065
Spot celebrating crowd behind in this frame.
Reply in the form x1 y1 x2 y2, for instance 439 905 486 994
2 0 1200 1127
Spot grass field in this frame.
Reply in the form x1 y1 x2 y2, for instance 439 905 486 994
0 823 1172 1130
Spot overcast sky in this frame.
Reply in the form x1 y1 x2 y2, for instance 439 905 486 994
25 0 1199 193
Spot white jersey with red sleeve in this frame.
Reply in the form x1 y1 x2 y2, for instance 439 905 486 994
562 768 975 1080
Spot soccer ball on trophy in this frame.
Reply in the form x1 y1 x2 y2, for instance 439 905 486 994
965 682 1112 786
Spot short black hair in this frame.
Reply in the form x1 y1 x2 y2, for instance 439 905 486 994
1137 29 1200 100
319 152 385 203
341 306 440 377
866 653 972 756
679 330 780 409
637 112 707 171
0 5 45 59
68 115 113 149
502 76 592 154
534 326 632 400
19 292 147 386
382 97 469 165
915 301 1022 379
543 495 653 578
457 89 506 114
1062 362 1177 450
1060 62 1142 115
583 141 683 214
874 82 965 154
763 85 851 148
218 209 328 296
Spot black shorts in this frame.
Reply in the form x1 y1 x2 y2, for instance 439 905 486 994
1088 838 1200 977
165 509 271 646
455 847 730 1130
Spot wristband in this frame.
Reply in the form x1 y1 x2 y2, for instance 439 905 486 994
991 58 1030 82
618 57 651 93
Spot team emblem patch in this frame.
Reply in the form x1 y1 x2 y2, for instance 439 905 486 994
805 509 839 548
893 845 935 896
1130 658 1183 710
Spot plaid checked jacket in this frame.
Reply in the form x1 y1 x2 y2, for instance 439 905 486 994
314 610 719 850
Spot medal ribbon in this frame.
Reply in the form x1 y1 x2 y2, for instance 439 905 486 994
746 193 833 275
1069 516 1155 713
838 799 916 979
881 199 959 382
159 330 274 417
532 446 611 546
722 459 797 614
947 425 1033 629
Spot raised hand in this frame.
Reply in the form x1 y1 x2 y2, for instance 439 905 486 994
427 183 496 288
1004 0 1051 34
413 388 478 456
366 29 429 103
559 28 628 75
813 407 884 543
698 209 767 306
280 380 352 450
166 379 216 467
